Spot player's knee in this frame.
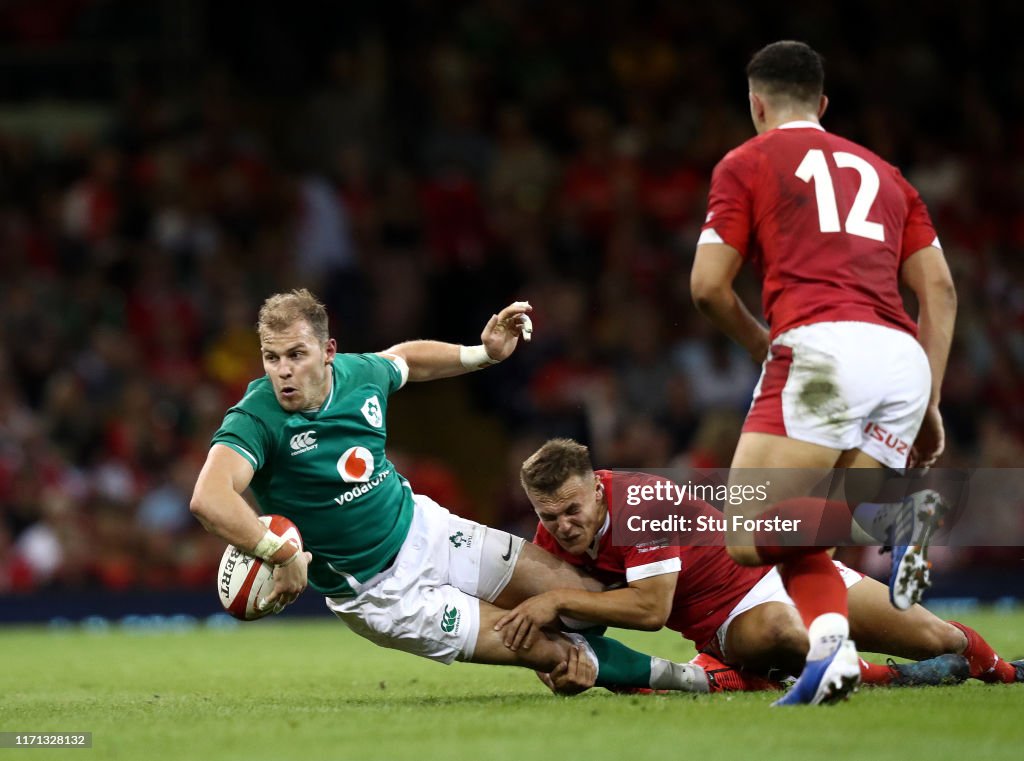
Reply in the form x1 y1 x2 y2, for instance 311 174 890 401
726 545 762 567
926 620 969 656
761 610 809 658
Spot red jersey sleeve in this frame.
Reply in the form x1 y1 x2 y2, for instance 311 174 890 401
897 171 940 261
701 146 760 258
621 540 681 583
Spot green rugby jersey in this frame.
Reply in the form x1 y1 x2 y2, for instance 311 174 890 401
211 353 412 596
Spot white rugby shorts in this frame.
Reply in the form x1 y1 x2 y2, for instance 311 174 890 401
326 494 524 664
715 560 864 661
744 321 931 469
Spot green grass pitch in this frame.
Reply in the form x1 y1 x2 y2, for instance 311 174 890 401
2 607 1021 761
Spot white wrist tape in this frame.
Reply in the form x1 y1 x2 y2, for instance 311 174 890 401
459 344 500 370
252 530 286 562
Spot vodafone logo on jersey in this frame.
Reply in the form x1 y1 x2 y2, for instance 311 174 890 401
337 446 374 482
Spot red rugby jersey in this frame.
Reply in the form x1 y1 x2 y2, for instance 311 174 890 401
532 470 770 651
700 122 938 339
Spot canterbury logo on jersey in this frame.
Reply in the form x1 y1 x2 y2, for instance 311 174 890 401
289 430 318 455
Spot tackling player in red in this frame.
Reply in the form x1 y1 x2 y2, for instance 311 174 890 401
495 439 1022 694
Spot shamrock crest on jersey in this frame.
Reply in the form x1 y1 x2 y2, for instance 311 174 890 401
362 395 383 427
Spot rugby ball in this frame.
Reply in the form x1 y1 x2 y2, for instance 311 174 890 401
217 515 303 621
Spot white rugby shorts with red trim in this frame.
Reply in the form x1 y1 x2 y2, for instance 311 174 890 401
713 560 864 663
743 321 930 470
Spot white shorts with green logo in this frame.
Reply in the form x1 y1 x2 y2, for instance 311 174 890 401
325 494 524 664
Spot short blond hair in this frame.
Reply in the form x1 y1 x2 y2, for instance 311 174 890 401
520 438 594 495
257 288 329 343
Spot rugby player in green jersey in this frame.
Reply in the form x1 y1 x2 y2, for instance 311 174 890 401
190 288 713 694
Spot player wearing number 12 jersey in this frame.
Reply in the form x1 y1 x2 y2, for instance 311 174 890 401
690 41 957 705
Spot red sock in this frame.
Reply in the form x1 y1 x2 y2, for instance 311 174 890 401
859 658 895 686
751 500 849 629
773 551 848 627
948 621 1016 683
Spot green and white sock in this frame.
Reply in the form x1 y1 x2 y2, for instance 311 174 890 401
567 633 709 693
650 657 709 693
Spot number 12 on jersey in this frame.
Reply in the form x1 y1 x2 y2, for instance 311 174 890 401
796 149 885 242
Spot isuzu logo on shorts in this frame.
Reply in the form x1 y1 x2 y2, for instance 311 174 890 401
338 446 374 482
863 422 910 456
289 430 318 455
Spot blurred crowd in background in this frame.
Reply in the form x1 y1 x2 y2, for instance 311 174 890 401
1 0 1022 593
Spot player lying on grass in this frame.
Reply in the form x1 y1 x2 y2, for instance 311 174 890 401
495 438 1023 692
192 289 718 696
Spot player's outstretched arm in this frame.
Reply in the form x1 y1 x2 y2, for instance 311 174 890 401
901 246 957 467
691 243 770 364
382 301 533 382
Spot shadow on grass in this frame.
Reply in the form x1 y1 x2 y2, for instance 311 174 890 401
313 690 715 710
